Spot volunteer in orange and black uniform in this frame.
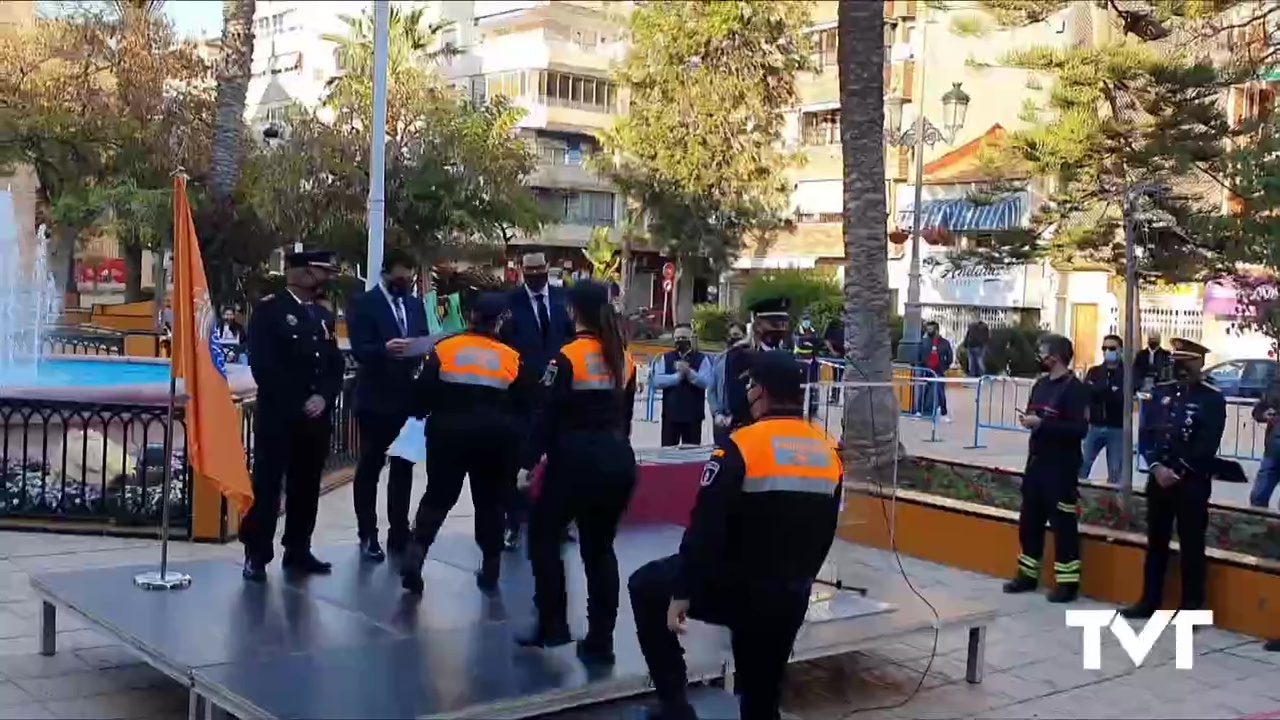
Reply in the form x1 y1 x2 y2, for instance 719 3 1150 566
629 350 842 720
399 292 537 595
515 280 638 665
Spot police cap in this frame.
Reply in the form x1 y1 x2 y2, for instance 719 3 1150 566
1170 338 1211 359
749 296 791 319
468 291 508 325
748 350 805 404
285 250 338 272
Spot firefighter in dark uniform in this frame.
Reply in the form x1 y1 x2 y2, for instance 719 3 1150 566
1121 338 1226 619
629 350 841 720
516 281 638 666
793 312 822 419
1003 334 1089 603
400 292 537 595
241 250 347 582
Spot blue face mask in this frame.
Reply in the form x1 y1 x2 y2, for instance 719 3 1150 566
1103 350 1119 363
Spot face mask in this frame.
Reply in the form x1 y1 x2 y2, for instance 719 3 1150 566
1103 350 1119 363
926 328 937 337
728 334 744 345
387 277 410 297
1174 359 1196 381
675 339 691 353
761 332 786 349
1148 341 1159 350
525 273 548 292
1037 354 1053 371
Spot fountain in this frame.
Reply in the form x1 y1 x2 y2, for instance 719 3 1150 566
0 189 255 532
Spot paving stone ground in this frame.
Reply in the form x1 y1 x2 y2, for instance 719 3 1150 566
0 419 1277 719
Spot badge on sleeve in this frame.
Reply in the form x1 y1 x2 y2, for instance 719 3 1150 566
285 314 298 326
540 360 559 387
700 461 720 488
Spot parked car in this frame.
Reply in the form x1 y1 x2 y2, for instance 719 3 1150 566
1203 358 1279 399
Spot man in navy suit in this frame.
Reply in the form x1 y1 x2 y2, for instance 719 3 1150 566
499 252 574 548
347 249 430 562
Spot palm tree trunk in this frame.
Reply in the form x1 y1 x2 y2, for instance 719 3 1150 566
210 0 256 200
838 1 899 482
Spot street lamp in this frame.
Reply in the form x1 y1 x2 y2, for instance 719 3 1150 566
886 81 971 363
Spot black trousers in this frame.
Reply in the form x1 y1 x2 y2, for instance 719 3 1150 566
1016 468 1081 585
352 412 414 547
240 409 331 564
661 419 703 447
629 555 811 720
1140 474 1211 609
412 426 513 560
529 433 637 639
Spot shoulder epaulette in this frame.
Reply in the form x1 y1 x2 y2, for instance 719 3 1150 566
260 293 276 302
1199 380 1221 392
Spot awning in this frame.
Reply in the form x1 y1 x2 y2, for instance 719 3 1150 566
895 194 1026 233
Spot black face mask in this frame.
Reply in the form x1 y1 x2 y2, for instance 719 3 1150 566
1148 341 1160 350
761 331 787 349
1174 359 1196 381
728 334 744 345
926 329 938 337
525 274 548 292
675 339 691 353
387 277 410 297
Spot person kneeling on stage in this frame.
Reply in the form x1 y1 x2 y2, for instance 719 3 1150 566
1003 334 1089 603
400 292 537 594
629 350 841 720
517 281 638 666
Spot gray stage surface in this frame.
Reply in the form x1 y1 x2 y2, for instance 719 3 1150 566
30 525 994 719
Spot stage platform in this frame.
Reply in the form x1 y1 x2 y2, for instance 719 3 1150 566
31 525 995 719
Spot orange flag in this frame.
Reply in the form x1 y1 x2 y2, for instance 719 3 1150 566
170 176 253 514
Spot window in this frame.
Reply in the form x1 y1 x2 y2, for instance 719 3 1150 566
485 71 528 100
536 70 617 112
797 212 841 224
811 27 837 72
801 110 840 146
535 190 616 226
254 11 294 39
572 28 599 50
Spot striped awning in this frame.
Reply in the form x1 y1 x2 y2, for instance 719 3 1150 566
896 194 1027 233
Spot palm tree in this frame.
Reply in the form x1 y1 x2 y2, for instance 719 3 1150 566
838 1 899 481
209 0 256 200
322 6 458 102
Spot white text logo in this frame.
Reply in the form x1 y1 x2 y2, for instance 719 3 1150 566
1065 610 1213 669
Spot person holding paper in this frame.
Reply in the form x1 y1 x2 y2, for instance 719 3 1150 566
347 249 430 562
400 292 538 594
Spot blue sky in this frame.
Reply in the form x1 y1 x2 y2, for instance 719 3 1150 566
37 1 224 40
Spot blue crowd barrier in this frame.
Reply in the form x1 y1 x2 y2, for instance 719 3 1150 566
966 375 1268 465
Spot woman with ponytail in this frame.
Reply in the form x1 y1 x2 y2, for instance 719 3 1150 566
515 280 638 665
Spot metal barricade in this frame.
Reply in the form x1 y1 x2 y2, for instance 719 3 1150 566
1135 392 1267 463
803 361 944 443
967 375 1034 449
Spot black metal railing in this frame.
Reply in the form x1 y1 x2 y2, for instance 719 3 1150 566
0 374 358 537
42 331 126 357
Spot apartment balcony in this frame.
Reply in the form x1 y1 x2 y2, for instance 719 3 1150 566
797 70 839 107
793 144 841 182
511 222 617 249
810 1 837 27
885 0 917 19
475 0 616 29
529 148 614 191
516 99 616 132
545 39 619 75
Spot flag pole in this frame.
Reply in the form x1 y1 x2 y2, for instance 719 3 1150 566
135 170 193 592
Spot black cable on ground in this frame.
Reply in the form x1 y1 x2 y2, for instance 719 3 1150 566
818 359 940 716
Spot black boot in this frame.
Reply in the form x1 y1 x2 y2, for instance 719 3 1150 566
576 635 615 666
281 551 332 575
359 536 386 563
1120 602 1158 620
1002 574 1037 594
400 541 427 595
503 527 521 552
1264 638 1280 652
242 555 267 583
476 556 500 593
515 623 572 649
1046 583 1079 604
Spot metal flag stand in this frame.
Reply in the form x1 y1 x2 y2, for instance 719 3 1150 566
135 170 192 591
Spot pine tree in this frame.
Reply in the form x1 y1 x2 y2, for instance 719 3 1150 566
949 1 1277 283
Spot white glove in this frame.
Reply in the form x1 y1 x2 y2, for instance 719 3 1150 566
714 414 732 428
516 468 531 490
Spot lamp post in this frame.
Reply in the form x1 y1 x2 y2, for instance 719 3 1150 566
884 79 971 363
366 0 390 291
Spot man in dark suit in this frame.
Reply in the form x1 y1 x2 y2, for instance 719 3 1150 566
499 252 574 548
241 250 347 582
347 249 430 562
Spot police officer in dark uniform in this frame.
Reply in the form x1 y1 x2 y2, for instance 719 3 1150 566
241 250 347 582
1002 334 1089 603
1121 338 1226 619
400 292 537 595
516 281 637 665
629 350 841 720
722 297 792 432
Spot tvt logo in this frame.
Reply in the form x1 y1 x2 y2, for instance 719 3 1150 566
1065 610 1213 670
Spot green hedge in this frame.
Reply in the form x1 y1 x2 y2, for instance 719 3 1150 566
739 270 841 323
692 303 736 343
956 324 1044 377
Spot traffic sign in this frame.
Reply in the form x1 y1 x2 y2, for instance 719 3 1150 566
662 262 675 280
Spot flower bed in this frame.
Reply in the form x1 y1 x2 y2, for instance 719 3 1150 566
898 456 1280 561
